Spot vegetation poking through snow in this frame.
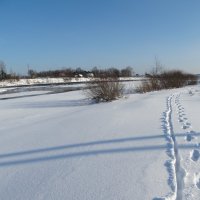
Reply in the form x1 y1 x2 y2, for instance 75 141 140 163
85 78 124 102
137 70 198 93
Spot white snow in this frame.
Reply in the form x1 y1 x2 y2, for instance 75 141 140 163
0 87 16 94
0 89 7 93
0 77 143 87
0 77 87 87
0 84 199 200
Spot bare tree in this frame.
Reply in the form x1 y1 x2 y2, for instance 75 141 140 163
0 60 7 80
121 66 134 77
151 57 163 76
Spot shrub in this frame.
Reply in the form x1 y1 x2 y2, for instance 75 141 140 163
136 80 157 93
85 78 124 102
137 70 197 93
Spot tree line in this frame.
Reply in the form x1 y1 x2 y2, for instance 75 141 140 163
0 60 134 80
28 66 134 78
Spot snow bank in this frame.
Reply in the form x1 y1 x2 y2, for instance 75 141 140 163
0 77 143 87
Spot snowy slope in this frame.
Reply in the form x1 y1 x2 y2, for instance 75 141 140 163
0 85 199 200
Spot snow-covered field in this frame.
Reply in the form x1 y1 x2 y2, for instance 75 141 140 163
0 77 143 87
0 77 78 87
0 84 199 200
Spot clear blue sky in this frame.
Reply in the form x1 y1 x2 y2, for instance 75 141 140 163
0 0 200 74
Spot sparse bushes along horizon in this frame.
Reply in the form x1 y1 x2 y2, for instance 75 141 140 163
85 78 124 102
0 59 134 80
0 60 7 80
137 69 198 93
0 60 20 81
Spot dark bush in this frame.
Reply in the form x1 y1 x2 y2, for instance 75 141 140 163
137 70 198 93
85 78 124 102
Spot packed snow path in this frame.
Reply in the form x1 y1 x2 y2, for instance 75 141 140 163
173 91 200 200
157 94 186 200
156 89 200 200
0 85 199 200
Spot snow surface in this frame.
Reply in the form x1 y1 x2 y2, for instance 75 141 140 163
0 88 16 94
0 77 143 87
0 85 199 200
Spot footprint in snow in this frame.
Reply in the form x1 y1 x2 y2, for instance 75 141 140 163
179 114 184 118
182 125 190 130
178 111 183 115
186 134 193 142
191 150 200 162
188 90 194 96
179 118 184 123
194 173 200 189
185 122 191 126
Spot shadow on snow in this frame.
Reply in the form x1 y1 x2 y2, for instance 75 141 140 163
0 132 199 168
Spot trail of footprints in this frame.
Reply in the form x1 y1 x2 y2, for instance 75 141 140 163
174 93 200 191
